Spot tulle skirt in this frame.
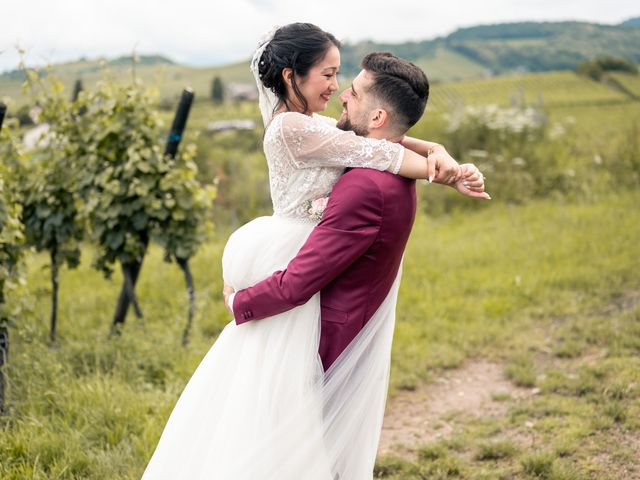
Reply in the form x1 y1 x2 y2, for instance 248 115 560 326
141 215 401 479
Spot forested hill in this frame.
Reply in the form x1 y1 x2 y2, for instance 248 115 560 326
621 16 640 26
339 19 640 78
0 55 174 81
443 21 640 73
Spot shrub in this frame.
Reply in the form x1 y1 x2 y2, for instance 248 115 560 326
440 104 576 206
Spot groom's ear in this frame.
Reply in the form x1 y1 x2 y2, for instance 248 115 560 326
281 68 294 88
369 108 389 130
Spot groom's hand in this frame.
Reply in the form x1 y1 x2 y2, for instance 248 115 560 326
223 283 235 315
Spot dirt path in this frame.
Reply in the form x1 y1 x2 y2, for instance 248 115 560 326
378 360 534 459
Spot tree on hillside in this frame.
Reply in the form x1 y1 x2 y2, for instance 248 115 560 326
577 56 638 81
211 76 225 104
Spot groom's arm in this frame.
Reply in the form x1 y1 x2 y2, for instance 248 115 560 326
232 170 383 324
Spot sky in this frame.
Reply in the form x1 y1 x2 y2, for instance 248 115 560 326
1 0 638 73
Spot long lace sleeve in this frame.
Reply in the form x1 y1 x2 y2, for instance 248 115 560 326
279 112 404 174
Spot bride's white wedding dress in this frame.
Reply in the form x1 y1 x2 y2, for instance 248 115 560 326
141 112 406 480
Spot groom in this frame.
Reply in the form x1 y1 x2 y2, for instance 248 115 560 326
225 52 483 370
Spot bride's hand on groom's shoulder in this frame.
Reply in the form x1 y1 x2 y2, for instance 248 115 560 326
454 163 491 200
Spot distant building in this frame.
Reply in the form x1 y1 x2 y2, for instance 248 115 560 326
227 83 258 102
206 119 256 132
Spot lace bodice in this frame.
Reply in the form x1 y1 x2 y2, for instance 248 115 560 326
264 112 404 220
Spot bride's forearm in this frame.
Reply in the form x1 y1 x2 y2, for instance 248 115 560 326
401 136 443 158
397 148 432 180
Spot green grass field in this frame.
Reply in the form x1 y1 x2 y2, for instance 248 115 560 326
378 192 640 479
414 46 488 84
427 71 631 113
1 190 638 479
1 63 639 478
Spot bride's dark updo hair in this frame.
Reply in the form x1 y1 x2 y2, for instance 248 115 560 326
258 23 340 113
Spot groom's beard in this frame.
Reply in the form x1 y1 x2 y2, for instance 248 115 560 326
336 116 369 137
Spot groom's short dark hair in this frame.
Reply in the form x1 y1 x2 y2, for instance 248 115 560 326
361 52 429 132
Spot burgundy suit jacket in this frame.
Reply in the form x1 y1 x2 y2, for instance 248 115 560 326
233 168 417 370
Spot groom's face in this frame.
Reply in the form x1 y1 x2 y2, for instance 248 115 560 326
336 70 374 137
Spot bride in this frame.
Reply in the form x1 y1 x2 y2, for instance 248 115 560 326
142 23 485 479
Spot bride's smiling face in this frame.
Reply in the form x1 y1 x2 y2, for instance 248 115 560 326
285 45 340 114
